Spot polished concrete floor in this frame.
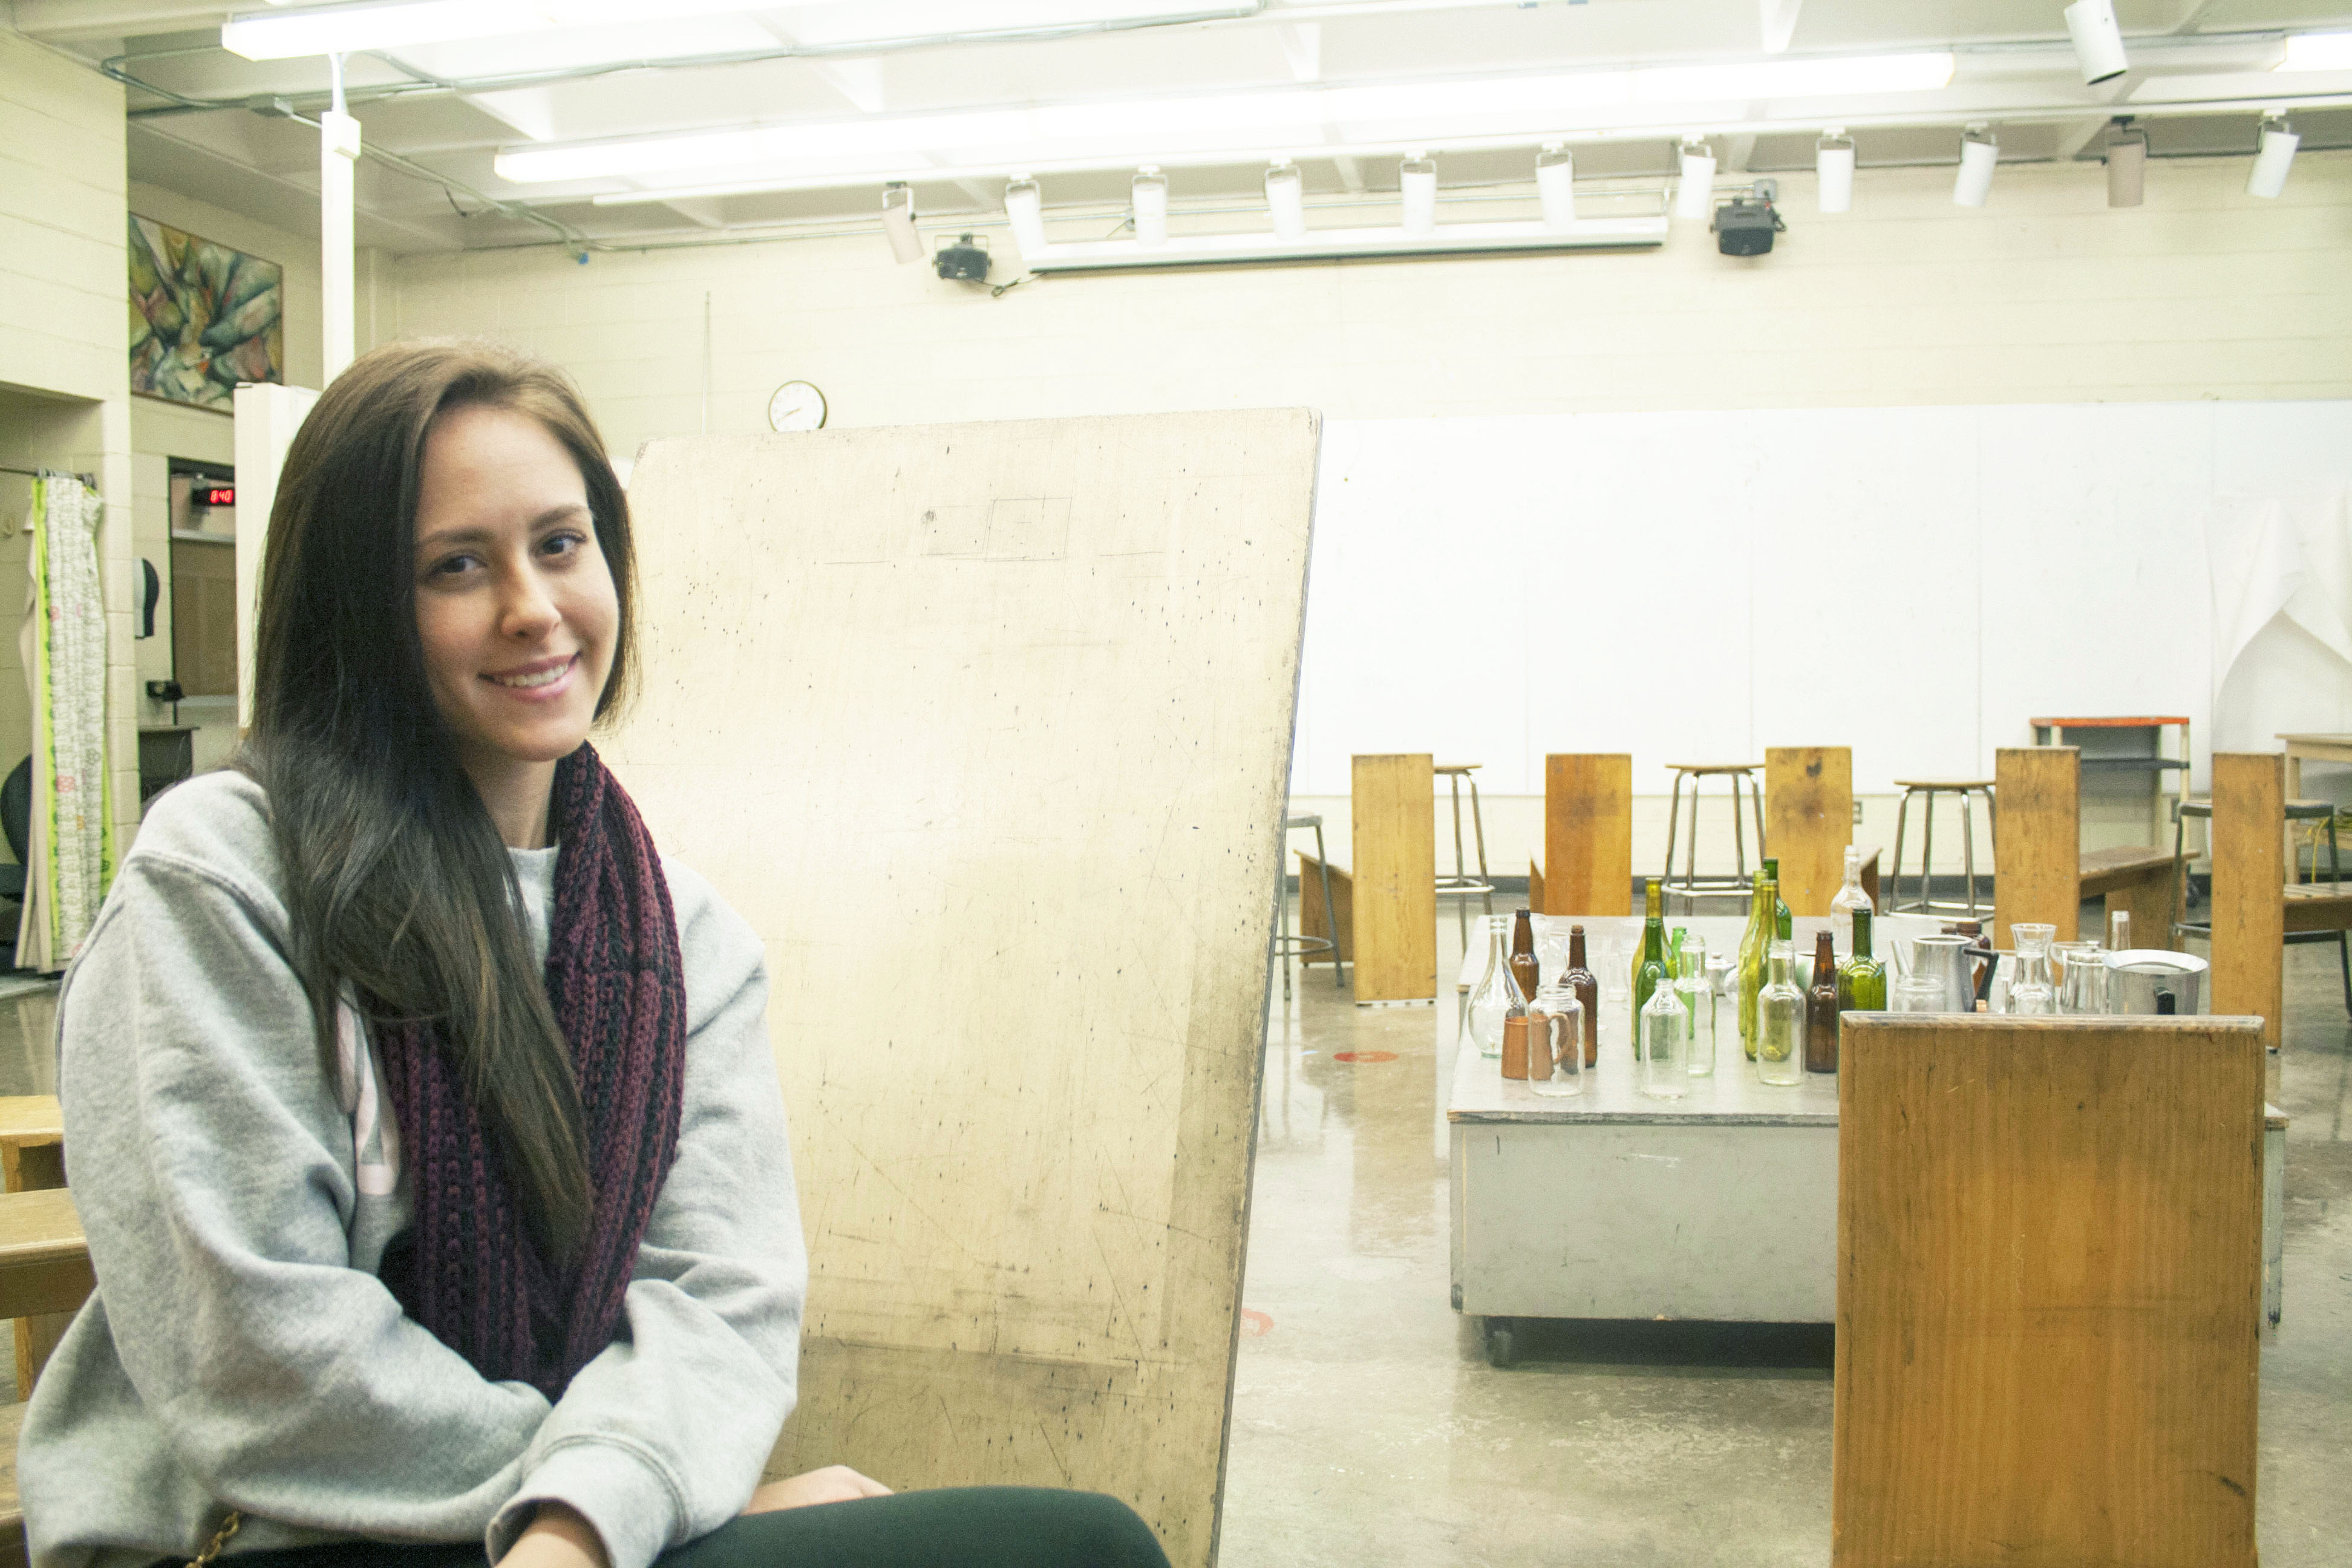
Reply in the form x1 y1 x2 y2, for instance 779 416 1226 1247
1218 908 2352 1567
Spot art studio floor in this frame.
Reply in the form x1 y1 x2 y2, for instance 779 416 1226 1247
1221 908 2352 1567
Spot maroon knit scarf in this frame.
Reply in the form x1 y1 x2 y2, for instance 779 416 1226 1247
375 743 688 1399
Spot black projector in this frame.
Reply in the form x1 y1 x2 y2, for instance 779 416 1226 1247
935 233 991 282
1712 195 1785 256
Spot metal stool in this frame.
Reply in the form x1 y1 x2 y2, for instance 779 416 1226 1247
1275 813 1342 999
1890 777 1996 916
2170 797 2349 1015
1661 762 1766 912
1434 763 1494 946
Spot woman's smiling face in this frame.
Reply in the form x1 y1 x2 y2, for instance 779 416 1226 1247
412 403 618 783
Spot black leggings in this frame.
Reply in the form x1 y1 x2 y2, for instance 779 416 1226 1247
226 1489 1169 1568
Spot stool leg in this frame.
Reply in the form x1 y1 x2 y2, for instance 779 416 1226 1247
1276 873 1292 1004
1315 822 1341 991
2169 806 2187 941
1748 772 1766 867
1664 774 1685 894
1684 779 1701 914
1731 776 1748 889
1892 791 1912 913
1921 792 1939 915
1960 791 1979 918
1449 773 1470 949
1468 774 1491 923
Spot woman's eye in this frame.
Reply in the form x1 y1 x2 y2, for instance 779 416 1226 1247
540 531 587 558
430 553 480 578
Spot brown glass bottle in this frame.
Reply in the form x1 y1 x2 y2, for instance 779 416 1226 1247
1563 925 1599 1067
1509 909 1540 1001
1806 929 1840 1074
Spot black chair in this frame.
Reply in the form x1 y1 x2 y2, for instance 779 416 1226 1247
0 757 31 958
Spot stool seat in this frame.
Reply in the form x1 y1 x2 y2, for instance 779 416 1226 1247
1284 812 1323 830
1892 777 1994 790
1667 762 1762 775
1434 763 1480 776
2175 798 2335 821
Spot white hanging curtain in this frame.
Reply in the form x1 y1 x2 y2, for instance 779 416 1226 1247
17 473 114 972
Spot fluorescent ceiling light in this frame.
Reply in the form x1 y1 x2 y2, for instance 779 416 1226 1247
501 51 1955 185
223 0 1250 62
2278 31 2352 73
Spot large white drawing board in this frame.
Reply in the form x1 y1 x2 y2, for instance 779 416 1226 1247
607 411 1319 1566
1292 400 2352 799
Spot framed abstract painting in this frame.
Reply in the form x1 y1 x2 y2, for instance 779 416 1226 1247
128 215 284 410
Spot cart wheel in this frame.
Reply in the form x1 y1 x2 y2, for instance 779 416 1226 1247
1483 1318 1517 1368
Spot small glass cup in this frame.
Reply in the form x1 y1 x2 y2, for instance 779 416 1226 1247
1894 974 1948 1013
2053 939 2105 1014
1529 982 1584 1100
2007 923 2057 1016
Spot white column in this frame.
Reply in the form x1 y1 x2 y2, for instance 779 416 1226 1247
319 55 361 384
233 383 322 731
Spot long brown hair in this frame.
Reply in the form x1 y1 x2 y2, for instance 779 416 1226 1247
244 338 637 1257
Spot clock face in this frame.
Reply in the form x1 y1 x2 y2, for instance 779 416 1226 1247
768 380 828 432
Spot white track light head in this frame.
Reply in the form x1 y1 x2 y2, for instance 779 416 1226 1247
1400 151 1437 235
881 183 921 263
1674 140 1716 220
2064 0 2129 85
1266 161 1306 241
1953 125 1998 207
1004 175 1045 254
1131 165 1168 247
2103 122 2146 207
1537 143 1576 229
2247 115 2299 198
1816 131 1855 214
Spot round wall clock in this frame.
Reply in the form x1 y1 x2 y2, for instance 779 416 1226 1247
767 380 828 432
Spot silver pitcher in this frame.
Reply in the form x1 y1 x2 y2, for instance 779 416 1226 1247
1898 933 1978 1013
2105 950 2207 1016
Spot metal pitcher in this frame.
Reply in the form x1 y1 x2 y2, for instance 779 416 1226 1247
2105 950 2207 1016
1899 933 1978 1013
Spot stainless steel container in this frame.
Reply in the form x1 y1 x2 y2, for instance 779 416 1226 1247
1901 933 1978 1013
2104 950 2207 1016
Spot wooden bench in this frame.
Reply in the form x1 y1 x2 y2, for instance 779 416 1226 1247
2078 844 2178 944
1296 849 1353 970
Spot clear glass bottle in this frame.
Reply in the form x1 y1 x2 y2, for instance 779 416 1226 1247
1466 915 1515 1059
1528 978 1584 1099
1562 925 1599 1068
1757 942 1806 1085
2108 909 2132 952
1737 871 1777 1060
1674 935 1716 1077
1830 843 1874 953
1638 972 1687 1099
2007 922 2057 1015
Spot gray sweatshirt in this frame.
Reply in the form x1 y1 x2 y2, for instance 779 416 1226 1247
21 769 806 1568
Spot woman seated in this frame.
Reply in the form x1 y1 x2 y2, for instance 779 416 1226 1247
21 340 1168 1568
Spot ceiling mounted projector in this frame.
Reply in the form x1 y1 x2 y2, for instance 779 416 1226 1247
1712 181 1785 255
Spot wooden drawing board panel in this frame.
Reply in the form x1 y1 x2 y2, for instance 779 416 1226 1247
1764 746 1852 916
1350 754 1436 1001
1993 746 2080 946
2209 753 2285 1050
1835 1015 2263 1568
1544 754 1632 915
607 412 1320 1567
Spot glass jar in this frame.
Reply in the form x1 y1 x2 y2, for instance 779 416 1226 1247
1893 972 1948 1012
2007 923 2057 1015
1465 915 1517 1059
2053 939 2105 1014
1757 942 1806 1085
1675 936 1716 1078
1638 975 1687 1099
1528 979 1584 1099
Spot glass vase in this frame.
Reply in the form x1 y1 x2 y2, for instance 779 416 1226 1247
1529 979 1584 1099
2007 922 2057 1015
1466 915 1515 1059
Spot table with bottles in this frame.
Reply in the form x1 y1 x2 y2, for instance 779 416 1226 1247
1446 907 1949 1367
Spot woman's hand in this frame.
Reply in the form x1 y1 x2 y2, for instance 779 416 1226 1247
740 1466 894 1515
501 1503 609 1568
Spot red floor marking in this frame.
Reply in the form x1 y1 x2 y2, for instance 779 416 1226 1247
1333 1050 1398 1063
1239 1309 1273 1337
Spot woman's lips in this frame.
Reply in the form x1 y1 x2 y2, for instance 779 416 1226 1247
482 652 579 701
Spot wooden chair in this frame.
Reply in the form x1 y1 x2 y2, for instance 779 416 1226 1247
1 1097 68 1396
2210 751 2352 1051
1991 747 2177 949
1534 754 1631 916
0 1183 91 1568
1835 1013 2263 1567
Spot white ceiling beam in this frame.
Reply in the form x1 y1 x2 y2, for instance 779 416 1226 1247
1278 22 1322 83
1759 0 1803 56
1723 132 1757 172
656 195 730 228
1331 153 1365 192
12 1 231 41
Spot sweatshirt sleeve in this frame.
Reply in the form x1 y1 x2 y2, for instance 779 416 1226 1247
53 848 554 1539
486 864 806 1568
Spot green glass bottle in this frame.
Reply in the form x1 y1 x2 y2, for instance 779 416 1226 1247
1761 856 1791 930
1633 913 1668 1053
1738 872 1779 1059
1630 877 1663 1002
1836 907 1889 1059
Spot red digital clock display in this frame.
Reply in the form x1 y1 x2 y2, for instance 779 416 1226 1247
201 486 235 507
